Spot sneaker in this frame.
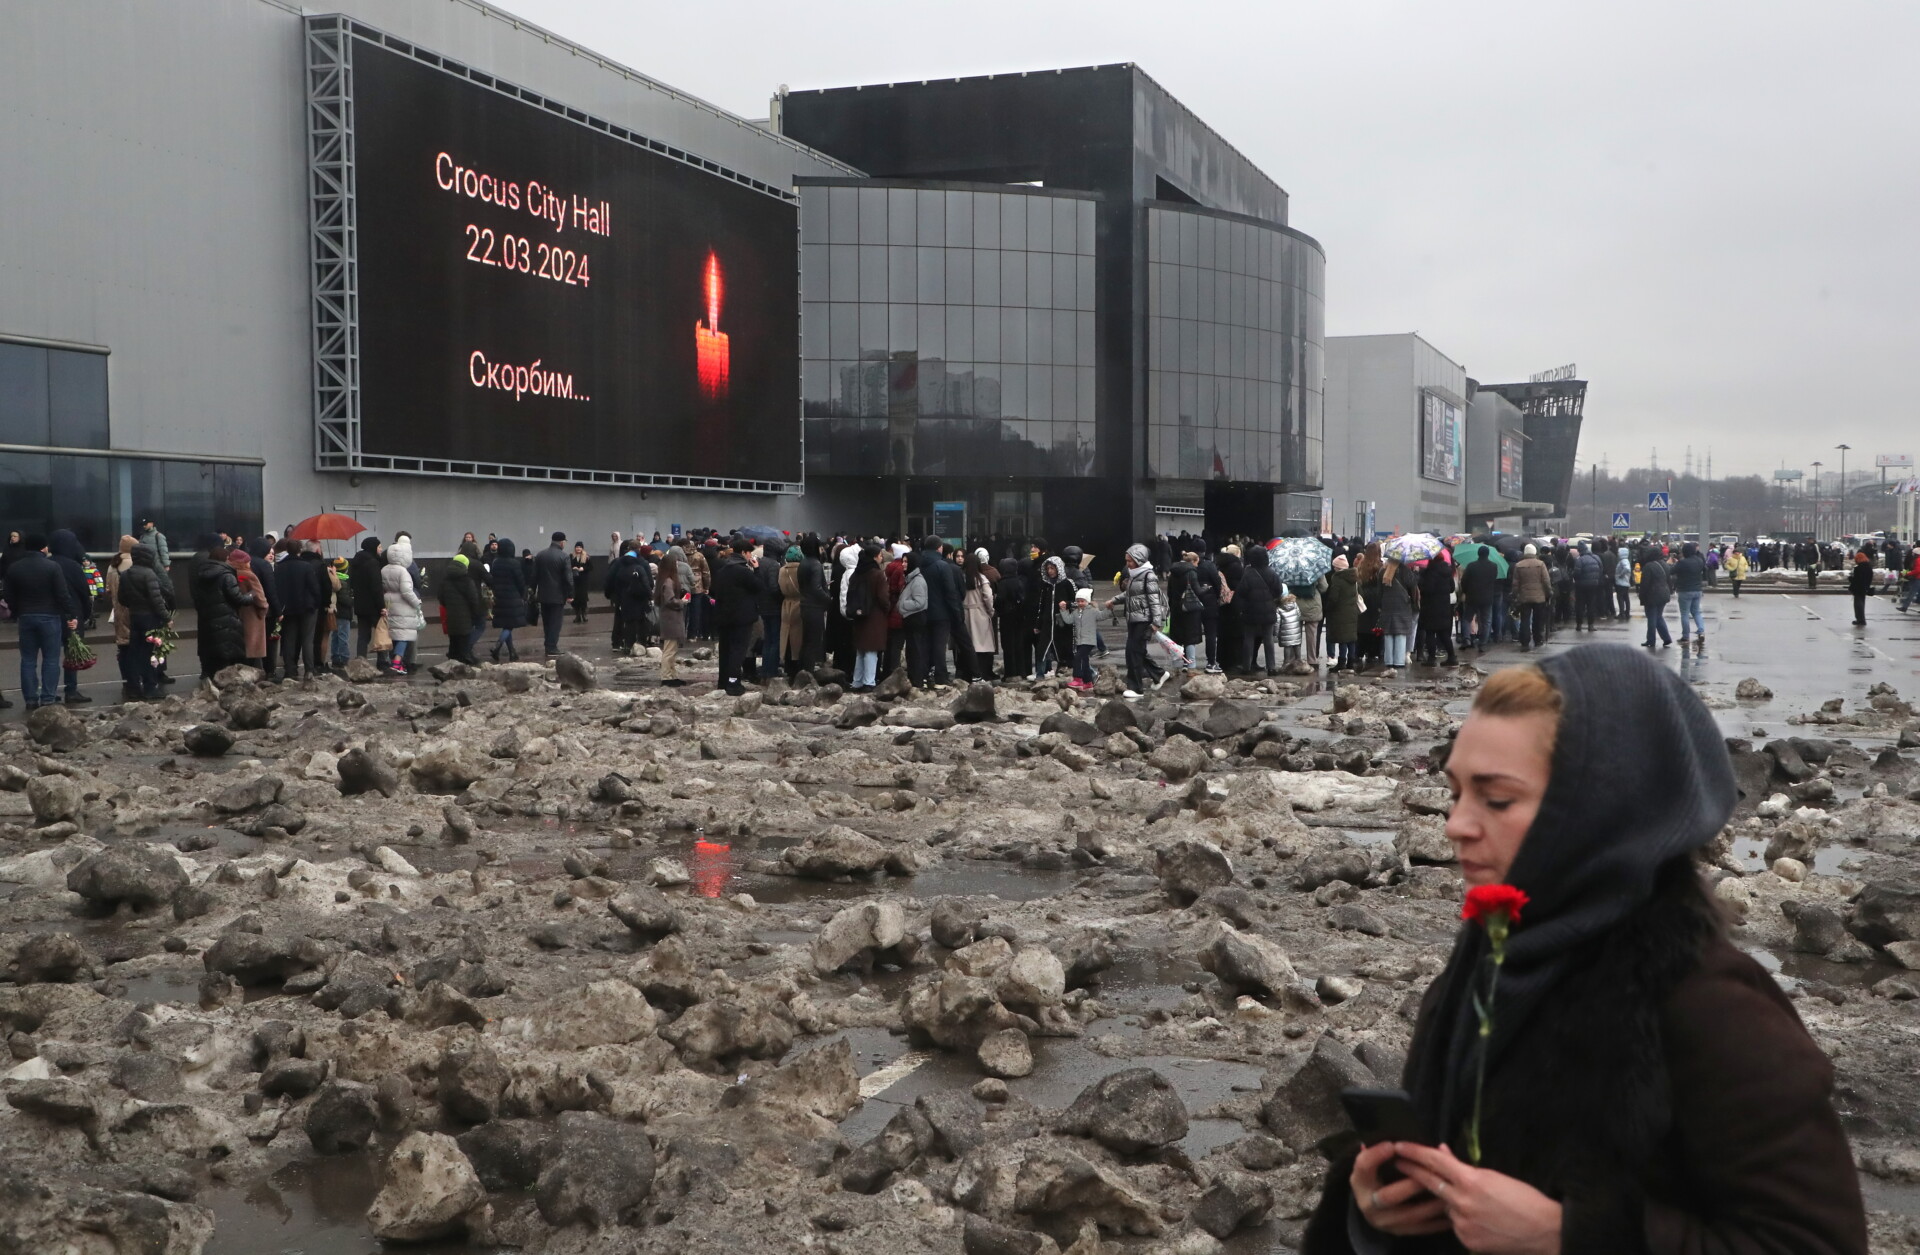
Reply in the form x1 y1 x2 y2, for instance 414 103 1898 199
1123 689 1142 699
1152 671 1170 690
64 693 93 705
1204 664 1223 675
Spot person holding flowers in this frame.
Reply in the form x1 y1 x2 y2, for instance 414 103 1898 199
1306 645 1865 1254
113 541 174 699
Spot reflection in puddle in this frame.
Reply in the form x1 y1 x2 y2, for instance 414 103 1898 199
690 840 731 898
204 1155 492 1255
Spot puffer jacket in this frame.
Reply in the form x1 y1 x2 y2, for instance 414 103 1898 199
440 556 486 638
116 543 173 621
383 541 424 639
348 538 385 617
1118 563 1165 625
1639 555 1672 605
1233 549 1281 629
191 551 253 665
489 538 528 628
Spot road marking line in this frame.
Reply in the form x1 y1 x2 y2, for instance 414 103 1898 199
860 1050 933 1098
1783 596 1898 663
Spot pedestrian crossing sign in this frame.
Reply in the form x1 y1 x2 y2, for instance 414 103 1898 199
1611 512 1631 529
1648 492 1670 511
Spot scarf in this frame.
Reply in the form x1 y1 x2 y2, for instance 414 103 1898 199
1404 644 1736 1149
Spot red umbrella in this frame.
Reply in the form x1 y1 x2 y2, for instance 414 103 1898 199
286 513 368 542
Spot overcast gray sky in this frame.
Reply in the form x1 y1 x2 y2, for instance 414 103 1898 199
494 0 1919 481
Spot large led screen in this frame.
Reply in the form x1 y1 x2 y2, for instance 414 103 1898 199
1420 391 1462 485
350 40 799 483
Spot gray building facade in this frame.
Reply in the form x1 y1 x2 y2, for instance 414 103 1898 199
1321 333 1468 538
0 0 854 556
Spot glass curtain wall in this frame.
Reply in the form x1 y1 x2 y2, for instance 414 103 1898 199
1144 205 1324 490
0 339 263 551
800 182 1097 479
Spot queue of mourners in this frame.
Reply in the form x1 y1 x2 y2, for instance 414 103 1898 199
3 522 1911 707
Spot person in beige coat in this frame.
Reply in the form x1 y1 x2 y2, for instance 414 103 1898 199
961 550 997 680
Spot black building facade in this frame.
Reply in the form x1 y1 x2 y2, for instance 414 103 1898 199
783 65 1324 562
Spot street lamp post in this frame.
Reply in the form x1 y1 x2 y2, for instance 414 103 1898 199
1812 461 1824 540
1835 443 1851 538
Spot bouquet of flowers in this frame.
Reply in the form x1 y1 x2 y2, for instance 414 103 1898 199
62 633 98 672
146 624 179 660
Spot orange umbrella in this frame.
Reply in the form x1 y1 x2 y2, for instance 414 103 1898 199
286 513 368 542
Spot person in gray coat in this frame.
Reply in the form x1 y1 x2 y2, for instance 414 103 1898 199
532 532 574 656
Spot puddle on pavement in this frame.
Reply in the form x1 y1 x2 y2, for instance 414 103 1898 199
1730 836 1861 877
203 1155 504 1255
118 968 203 1005
1743 945 1903 992
741 860 1080 907
1863 1175 1920 1217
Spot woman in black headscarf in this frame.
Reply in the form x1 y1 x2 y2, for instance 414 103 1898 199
1305 644 1865 1255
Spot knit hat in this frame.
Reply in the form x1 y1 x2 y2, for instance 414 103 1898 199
1075 587 1092 603
974 547 990 564
785 545 802 562
1524 543 1538 556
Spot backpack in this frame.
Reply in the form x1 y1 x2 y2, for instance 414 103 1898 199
844 570 871 621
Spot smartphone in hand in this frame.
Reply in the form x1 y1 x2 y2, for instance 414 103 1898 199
1340 1088 1432 1185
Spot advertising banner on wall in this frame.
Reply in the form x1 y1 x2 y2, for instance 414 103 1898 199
1420 392 1462 484
1498 430 1524 499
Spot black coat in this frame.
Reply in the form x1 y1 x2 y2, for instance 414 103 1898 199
1459 557 1499 605
1234 550 1281 630
1303 865 1867 1255
48 530 92 628
489 539 528 628
440 561 486 638
116 545 173 620
1166 561 1203 645
604 554 653 619
1639 557 1672 605
710 555 761 627
348 544 385 617
1849 561 1875 595
532 543 573 604
2 551 76 620
191 554 253 665
919 548 965 627
277 552 328 616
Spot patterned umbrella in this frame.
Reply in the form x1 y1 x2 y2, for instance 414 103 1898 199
1267 536 1333 584
1383 532 1444 562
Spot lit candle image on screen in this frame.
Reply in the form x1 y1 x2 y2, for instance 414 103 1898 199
695 251 729 400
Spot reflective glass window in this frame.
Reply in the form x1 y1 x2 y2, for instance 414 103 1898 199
973 307 1001 362
945 249 973 304
801 242 829 302
1000 252 1026 307
1000 196 1026 250
0 343 50 447
918 305 947 361
947 304 975 360
1078 366 1095 423
858 245 887 302
51 355 111 472
1026 253 1052 310
1026 364 1051 420
917 192 944 245
1177 213 1196 266
802 358 828 405
974 195 1001 249
1077 255 1096 311
828 244 858 301
1053 198 1077 256
828 187 859 244
973 251 1001 306
887 189 917 245
917 247 945 304
799 188 828 243
945 192 974 246
888 245 916 303
1053 366 1075 423
889 304 918 353
1001 309 1028 364
1051 255 1076 311
857 187 888 243
801 302 827 360
829 303 859 359
859 303 888 357
0 451 50 540
1077 312 1095 366
999 364 1026 417
1051 310 1077 366
1026 310 1051 365
1026 197 1052 253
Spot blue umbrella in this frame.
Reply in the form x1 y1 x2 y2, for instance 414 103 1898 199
738 525 787 546
1267 536 1333 584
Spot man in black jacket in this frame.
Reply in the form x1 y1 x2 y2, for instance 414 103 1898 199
603 546 652 656
6 534 77 708
710 537 762 695
191 536 255 679
348 537 385 657
1459 548 1501 652
47 530 94 704
917 536 965 686
533 532 574 656
755 543 785 680
275 541 328 682
1638 546 1673 649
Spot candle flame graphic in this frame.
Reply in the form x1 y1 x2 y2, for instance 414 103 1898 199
695 250 730 400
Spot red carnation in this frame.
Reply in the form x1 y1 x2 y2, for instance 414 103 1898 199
1461 884 1529 927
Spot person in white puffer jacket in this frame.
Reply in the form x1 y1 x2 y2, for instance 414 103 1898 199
381 538 423 673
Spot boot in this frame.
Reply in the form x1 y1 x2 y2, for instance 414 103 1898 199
507 640 519 662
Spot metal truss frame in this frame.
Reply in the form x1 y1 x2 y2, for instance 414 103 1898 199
302 13 803 495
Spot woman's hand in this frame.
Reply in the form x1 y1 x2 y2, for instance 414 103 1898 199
1393 1142 1562 1255
1350 1141 1450 1238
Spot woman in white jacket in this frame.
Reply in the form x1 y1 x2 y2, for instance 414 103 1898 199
381 538 423 674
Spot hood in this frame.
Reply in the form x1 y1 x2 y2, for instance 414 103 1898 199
1246 546 1269 570
1409 643 1736 1144
1126 543 1149 565
667 545 687 563
130 543 161 571
493 538 514 557
386 540 413 568
246 536 273 561
1061 545 1083 564
360 536 382 554
839 546 860 572
118 535 138 557
48 529 84 561
1042 557 1066 580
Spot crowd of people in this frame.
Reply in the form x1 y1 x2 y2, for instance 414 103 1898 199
5 522 1917 709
